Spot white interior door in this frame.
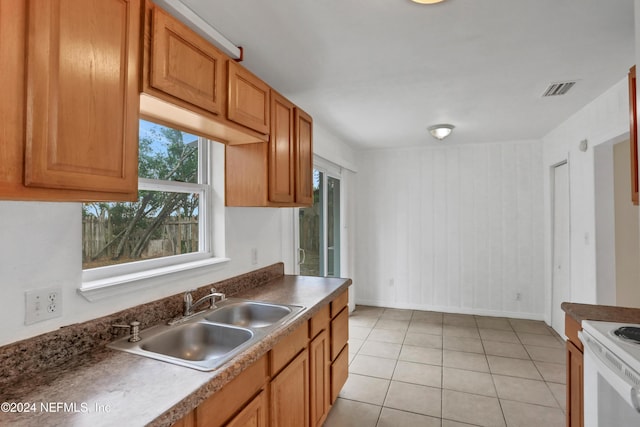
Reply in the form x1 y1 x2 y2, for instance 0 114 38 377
551 162 571 336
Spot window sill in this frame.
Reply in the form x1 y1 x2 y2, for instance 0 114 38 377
78 257 230 302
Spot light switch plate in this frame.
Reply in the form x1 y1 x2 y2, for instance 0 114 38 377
25 287 62 325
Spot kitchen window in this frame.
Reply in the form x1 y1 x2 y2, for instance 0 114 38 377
80 120 227 298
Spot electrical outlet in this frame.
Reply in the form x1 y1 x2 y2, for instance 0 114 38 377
515 292 522 301
25 287 62 325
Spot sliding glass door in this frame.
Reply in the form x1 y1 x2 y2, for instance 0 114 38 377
298 169 340 277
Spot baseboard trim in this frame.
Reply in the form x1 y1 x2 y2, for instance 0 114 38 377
354 299 545 321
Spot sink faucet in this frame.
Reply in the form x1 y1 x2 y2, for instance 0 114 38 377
184 288 226 317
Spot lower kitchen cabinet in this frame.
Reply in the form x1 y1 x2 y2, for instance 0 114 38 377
329 291 349 405
172 411 196 427
565 314 584 427
170 288 350 427
567 340 583 427
309 322 331 426
226 390 267 427
270 350 310 427
330 344 349 403
196 355 268 427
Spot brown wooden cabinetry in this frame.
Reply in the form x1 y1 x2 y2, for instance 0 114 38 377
329 291 349 403
196 355 268 427
149 6 225 115
225 97 313 208
140 1 266 146
629 65 639 206
270 348 310 427
227 61 271 135
565 314 583 427
1 0 140 201
309 308 331 427
227 390 268 427
567 340 583 427
269 92 296 204
170 289 350 427
295 108 314 205
172 411 195 427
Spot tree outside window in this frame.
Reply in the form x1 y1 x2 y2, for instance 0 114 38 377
82 120 208 269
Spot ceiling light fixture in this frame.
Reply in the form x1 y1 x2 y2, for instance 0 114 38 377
428 124 454 140
411 0 447 4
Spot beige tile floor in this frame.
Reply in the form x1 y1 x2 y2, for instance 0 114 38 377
324 306 566 427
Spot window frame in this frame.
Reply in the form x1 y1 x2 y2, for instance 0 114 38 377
79 125 228 301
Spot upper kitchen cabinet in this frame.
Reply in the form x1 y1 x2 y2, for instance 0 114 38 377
227 60 271 135
147 5 224 115
226 93 313 208
21 0 140 199
269 91 296 204
295 108 313 205
140 1 266 145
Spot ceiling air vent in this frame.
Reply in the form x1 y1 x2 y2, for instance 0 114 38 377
542 81 576 97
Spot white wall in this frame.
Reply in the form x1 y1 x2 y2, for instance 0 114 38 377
541 77 629 320
0 117 359 348
614 140 640 307
0 201 286 346
355 141 545 319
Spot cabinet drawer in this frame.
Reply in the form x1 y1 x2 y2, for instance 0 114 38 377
270 322 308 376
330 290 348 318
196 355 267 427
309 305 330 339
330 344 349 404
330 308 349 360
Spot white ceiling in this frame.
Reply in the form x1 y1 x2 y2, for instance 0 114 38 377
180 0 635 149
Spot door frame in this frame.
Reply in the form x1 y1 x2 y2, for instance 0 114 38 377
550 159 571 337
294 156 342 276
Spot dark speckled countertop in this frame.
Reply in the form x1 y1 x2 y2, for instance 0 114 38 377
0 274 351 427
561 302 640 324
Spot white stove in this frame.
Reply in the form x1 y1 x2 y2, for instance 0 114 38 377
580 320 640 427
582 320 640 374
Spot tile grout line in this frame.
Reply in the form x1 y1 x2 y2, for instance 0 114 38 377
344 307 566 426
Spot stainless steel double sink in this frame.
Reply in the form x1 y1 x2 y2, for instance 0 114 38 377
108 298 304 371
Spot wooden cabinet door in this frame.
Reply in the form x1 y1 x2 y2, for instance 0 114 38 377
228 61 270 135
150 6 224 115
567 340 584 427
295 108 313 206
270 350 309 427
226 390 267 427
24 0 140 196
309 330 330 427
629 65 639 205
269 92 295 204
